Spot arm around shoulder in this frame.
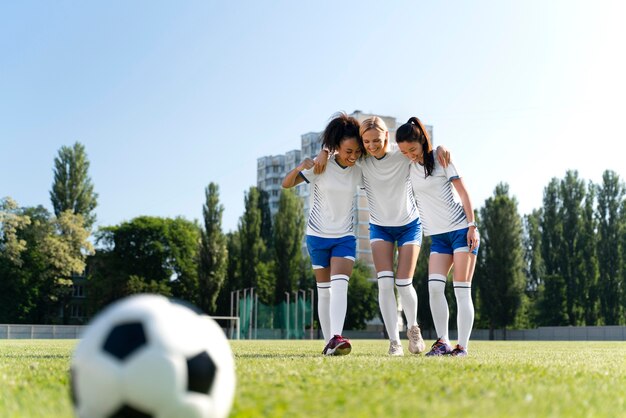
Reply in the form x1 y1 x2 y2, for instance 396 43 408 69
282 158 315 188
435 145 451 168
313 149 330 175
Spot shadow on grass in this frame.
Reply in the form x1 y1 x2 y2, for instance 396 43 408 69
235 353 320 359
0 354 68 359
234 352 401 359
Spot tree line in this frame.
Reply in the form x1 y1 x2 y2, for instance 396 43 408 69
1 143 625 331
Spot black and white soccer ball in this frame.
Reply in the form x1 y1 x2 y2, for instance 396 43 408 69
70 294 236 418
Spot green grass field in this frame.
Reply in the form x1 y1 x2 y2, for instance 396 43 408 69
1 339 624 417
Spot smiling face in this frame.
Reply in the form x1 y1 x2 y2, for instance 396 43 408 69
361 129 388 159
397 140 425 163
335 137 362 166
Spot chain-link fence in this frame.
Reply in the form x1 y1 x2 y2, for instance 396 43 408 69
230 289 315 339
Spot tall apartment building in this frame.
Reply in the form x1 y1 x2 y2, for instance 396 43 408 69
257 149 301 214
256 111 433 274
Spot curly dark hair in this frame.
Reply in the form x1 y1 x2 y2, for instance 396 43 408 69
321 112 365 156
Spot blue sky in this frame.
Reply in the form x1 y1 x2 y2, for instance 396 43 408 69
2 1 625 233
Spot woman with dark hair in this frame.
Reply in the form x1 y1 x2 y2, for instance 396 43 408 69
396 116 479 357
282 112 365 356
315 116 450 356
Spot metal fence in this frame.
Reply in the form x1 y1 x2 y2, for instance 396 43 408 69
230 288 316 340
381 325 626 341
2 323 625 341
468 325 626 341
0 324 83 339
0 315 241 340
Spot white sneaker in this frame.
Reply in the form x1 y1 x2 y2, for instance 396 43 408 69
388 340 404 356
407 325 426 354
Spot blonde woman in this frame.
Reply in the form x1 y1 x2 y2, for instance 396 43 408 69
316 116 449 356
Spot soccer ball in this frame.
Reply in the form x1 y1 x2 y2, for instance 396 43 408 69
70 294 236 418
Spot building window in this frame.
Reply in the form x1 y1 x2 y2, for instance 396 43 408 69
70 304 85 318
72 285 85 298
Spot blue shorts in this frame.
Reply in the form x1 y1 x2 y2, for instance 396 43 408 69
306 235 356 269
369 218 422 247
430 228 479 255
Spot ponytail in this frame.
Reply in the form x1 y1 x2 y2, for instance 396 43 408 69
396 116 434 176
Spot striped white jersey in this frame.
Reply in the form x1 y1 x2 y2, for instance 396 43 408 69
408 156 467 236
359 147 419 227
300 155 362 238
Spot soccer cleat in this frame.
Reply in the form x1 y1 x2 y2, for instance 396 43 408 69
323 335 352 356
407 325 426 354
450 344 468 357
425 338 453 356
388 340 404 356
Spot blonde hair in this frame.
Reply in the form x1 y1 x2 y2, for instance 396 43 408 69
359 116 388 137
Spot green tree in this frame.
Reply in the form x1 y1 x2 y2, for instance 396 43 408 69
11 206 59 323
98 217 173 282
43 211 95 320
167 217 202 305
273 189 304 304
621 198 626 324
90 216 200 312
0 197 31 266
0 202 93 323
558 170 586 325
215 231 242 316
537 177 568 326
238 187 274 304
127 275 173 296
45 209 94 323
580 183 600 324
477 183 525 339
522 209 544 327
596 170 625 324
198 183 228 314
226 231 242 285
541 178 562 276
0 198 34 322
523 209 544 294
345 260 378 330
50 142 98 229
536 274 569 326
258 189 273 246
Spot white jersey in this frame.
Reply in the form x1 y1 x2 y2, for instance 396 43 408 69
408 156 467 236
359 147 419 227
300 155 362 238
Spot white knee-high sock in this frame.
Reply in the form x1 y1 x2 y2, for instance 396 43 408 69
454 282 474 350
428 274 449 342
377 271 400 342
330 274 349 337
395 278 418 328
316 283 331 343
